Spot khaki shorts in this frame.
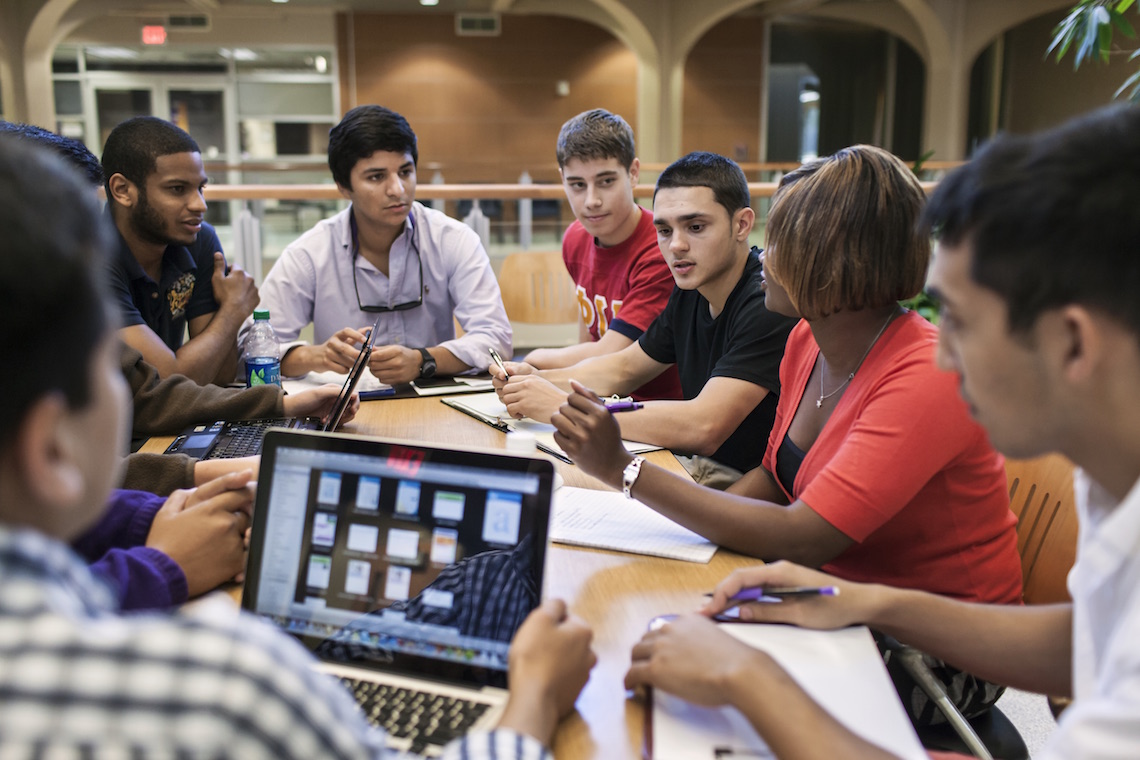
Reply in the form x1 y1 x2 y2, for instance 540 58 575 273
675 454 744 490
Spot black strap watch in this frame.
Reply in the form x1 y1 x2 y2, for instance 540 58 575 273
417 348 437 378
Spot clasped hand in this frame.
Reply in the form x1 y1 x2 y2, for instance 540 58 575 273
488 361 568 423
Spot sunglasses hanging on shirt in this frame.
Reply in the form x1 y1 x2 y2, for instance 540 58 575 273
350 212 424 314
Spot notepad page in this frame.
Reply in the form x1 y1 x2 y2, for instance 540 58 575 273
444 392 663 457
652 625 927 760
551 486 717 563
282 368 390 395
412 378 495 396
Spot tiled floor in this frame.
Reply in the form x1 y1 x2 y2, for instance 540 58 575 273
999 687 1058 757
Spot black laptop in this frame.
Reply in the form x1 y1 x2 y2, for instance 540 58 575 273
164 315 381 459
241 429 555 755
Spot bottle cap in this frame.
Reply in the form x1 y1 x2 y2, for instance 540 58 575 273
253 309 271 320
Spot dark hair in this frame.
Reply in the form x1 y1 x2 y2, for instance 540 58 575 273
101 116 199 199
0 137 115 448
923 105 1140 338
765 145 928 319
0 121 103 185
328 105 418 189
555 109 636 169
654 152 750 221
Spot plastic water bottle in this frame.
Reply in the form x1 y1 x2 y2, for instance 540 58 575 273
244 309 281 387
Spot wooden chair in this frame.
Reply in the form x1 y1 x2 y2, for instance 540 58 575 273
1005 453 1078 605
497 251 580 351
903 453 1079 759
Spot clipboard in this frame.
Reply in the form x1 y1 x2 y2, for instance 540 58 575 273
441 392 663 465
442 394 571 463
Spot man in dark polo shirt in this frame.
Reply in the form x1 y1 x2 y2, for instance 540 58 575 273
102 116 259 385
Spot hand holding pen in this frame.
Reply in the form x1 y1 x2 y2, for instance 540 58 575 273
700 562 862 628
489 347 510 378
705 585 840 610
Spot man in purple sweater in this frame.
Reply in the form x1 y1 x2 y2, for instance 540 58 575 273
74 483 252 610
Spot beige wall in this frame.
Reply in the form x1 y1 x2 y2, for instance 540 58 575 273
337 13 638 184
682 14 766 161
1005 9 1136 135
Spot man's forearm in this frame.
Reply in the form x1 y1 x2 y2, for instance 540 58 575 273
538 354 645 397
865 586 1073 697
176 306 248 384
281 344 318 376
527 340 616 370
614 400 735 455
426 346 469 377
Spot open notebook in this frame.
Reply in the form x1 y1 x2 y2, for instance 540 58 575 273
442 392 663 464
552 486 716 563
649 624 927 760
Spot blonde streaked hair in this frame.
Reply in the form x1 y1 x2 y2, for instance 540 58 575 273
764 145 928 319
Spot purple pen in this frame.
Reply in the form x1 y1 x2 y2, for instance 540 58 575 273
734 585 839 601
604 400 644 413
705 586 841 605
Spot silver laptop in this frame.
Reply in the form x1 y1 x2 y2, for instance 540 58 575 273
242 428 555 755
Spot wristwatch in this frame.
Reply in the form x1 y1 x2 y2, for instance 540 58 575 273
417 348 437 378
622 456 646 499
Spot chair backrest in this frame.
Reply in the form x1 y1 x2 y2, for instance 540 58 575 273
1004 454 1079 605
498 251 580 324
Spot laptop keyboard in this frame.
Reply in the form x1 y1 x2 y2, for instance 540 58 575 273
340 678 491 752
204 419 287 459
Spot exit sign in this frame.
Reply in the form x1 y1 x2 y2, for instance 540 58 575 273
142 25 167 45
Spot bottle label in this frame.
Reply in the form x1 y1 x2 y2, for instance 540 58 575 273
246 358 281 387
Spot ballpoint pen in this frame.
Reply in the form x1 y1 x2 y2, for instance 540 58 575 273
488 347 509 377
604 400 644 413
704 586 840 608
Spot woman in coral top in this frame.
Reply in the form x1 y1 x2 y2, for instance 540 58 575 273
553 145 1022 723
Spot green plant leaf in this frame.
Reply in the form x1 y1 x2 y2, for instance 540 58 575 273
1116 0 1135 14
1099 20 1115 61
911 149 936 175
1050 8 1086 60
1114 67 1140 98
1110 8 1137 38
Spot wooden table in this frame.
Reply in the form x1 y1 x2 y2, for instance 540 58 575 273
142 395 756 758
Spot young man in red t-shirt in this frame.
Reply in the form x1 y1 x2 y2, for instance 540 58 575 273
522 109 681 401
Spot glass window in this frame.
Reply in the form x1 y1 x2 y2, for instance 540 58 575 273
54 80 83 116
169 89 226 158
236 82 334 116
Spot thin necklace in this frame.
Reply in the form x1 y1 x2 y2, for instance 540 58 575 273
817 310 898 409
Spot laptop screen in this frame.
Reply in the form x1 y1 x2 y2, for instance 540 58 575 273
243 429 554 689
